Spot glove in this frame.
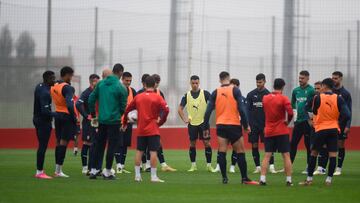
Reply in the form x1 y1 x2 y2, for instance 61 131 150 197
293 109 297 122
91 117 99 128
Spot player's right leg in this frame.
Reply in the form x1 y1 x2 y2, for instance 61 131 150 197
89 125 106 179
229 150 237 173
81 141 91 174
149 136 164 183
251 142 261 174
81 122 92 174
135 136 148 182
259 152 271 185
324 130 339 185
335 136 346 176
282 152 293 186
73 126 80 156
249 129 261 173
103 124 120 180
188 140 197 172
54 138 69 178
314 145 328 175
158 140 177 172
233 136 258 185
134 150 144 182
302 122 312 174
290 123 303 163
299 149 318 186
54 116 74 178
187 124 198 172
217 136 229 184
35 124 52 179
203 140 215 172
144 148 151 172
299 130 326 186
200 125 214 172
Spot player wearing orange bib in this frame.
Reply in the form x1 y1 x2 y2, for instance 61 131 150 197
50 66 76 178
204 71 257 185
300 78 350 186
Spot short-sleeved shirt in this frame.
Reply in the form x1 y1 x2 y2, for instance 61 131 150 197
263 92 293 137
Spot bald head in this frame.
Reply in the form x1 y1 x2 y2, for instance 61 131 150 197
102 68 112 79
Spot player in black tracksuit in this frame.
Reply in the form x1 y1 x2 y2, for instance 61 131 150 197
75 74 100 175
331 71 352 175
246 74 277 174
33 71 57 179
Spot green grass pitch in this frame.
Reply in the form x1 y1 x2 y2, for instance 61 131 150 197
0 149 360 203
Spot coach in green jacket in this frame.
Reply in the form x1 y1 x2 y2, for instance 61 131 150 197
289 70 315 175
88 64 128 180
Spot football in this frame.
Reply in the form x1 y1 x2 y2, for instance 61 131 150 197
128 110 138 123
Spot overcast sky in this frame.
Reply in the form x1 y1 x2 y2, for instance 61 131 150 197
1 0 359 93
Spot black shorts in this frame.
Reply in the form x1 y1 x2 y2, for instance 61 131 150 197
188 123 209 141
338 126 348 140
216 125 242 144
121 124 133 147
264 134 290 153
248 127 264 143
54 113 77 141
82 120 97 142
312 128 338 152
137 135 160 152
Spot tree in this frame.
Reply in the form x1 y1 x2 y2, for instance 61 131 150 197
91 46 107 68
15 31 35 60
0 25 13 62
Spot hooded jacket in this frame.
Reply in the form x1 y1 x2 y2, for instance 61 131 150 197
88 75 128 125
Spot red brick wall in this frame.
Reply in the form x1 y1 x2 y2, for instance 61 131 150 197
0 127 359 150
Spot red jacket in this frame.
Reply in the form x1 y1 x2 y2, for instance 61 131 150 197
263 92 293 137
123 90 169 136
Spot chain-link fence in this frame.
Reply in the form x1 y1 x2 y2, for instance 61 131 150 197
0 0 359 128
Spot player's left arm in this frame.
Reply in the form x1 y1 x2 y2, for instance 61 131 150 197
291 89 297 109
178 94 188 124
62 85 76 122
88 84 99 117
345 91 352 130
203 90 216 129
245 92 254 127
233 87 249 130
118 84 128 116
122 97 136 127
160 91 165 100
75 90 89 119
158 97 170 126
284 96 294 124
204 90 211 103
132 88 137 97
338 96 351 129
39 91 58 118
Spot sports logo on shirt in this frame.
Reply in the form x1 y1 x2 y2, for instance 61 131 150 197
221 93 228 98
325 102 332 109
192 105 199 111
253 102 263 108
